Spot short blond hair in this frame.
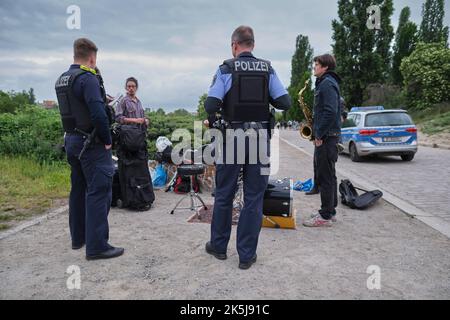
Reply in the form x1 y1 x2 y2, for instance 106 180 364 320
73 38 98 60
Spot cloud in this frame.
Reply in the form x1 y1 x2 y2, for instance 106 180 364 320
0 0 443 111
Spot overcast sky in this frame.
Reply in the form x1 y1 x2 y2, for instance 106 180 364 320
0 0 448 111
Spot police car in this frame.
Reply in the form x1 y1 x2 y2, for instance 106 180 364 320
341 106 418 162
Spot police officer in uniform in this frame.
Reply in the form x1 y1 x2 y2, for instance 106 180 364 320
204 26 291 269
55 38 124 260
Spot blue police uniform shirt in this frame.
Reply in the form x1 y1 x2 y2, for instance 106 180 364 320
208 53 288 101
70 64 112 145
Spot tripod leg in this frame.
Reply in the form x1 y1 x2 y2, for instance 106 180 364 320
170 194 189 214
195 193 208 210
190 192 196 211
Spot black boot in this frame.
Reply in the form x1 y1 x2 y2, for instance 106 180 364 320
305 187 319 195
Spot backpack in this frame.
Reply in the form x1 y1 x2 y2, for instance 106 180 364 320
339 179 383 210
118 125 147 152
173 174 200 194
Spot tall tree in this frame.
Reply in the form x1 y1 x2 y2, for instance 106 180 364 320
290 35 314 89
156 108 166 116
419 0 449 45
28 88 36 105
332 0 394 106
392 7 418 85
287 34 313 121
196 93 207 120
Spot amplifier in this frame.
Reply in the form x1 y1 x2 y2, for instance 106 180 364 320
263 178 293 217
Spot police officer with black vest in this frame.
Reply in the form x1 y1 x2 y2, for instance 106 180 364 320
55 38 124 260
204 26 291 269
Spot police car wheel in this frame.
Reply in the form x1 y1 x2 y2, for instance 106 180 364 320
349 143 363 162
117 199 124 209
401 154 414 162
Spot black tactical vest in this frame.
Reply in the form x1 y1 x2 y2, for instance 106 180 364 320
55 67 94 133
222 55 270 122
96 72 114 126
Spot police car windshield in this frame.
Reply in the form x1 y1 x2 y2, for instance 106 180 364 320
365 112 413 127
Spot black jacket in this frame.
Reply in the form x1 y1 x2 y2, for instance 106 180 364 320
313 71 342 140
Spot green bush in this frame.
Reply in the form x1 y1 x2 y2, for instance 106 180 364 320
0 105 65 163
0 89 35 114
0 104 201 163
145 109 198 159
383 90 408 110
400 42 450 110
0 89 203 163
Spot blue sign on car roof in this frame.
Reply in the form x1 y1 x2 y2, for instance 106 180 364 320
350 106 385 112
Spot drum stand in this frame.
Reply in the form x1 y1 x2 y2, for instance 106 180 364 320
169 164 208 215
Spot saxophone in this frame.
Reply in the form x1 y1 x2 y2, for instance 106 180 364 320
298 79 313 140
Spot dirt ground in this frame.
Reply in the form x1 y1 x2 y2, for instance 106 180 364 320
418 130 450 149
1 138 450 300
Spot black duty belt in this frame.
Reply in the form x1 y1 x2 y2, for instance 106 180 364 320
65 129 94 137
65 131 102 144
229 121 270 130
65 132 87 137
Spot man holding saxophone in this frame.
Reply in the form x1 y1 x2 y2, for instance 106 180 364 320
303 54 342 228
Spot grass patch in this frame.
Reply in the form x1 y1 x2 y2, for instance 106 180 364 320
410 102 450 135
420 112 450 135
0 156 70 227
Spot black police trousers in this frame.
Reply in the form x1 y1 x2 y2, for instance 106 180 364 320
316 136 339 220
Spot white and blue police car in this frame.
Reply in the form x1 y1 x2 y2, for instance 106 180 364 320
341 106 418 162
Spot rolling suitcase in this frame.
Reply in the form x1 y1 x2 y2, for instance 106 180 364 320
117 152 155 211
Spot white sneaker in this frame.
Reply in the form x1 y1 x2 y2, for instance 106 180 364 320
310 212 337 222
303 215 333 227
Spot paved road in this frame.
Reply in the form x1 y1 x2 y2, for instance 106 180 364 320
279 129 450 237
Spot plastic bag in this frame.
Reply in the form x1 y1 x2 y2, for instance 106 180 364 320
156 136 173 153
152 164 167 189
293 178 314 192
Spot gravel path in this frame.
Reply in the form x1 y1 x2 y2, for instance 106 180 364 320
1 137 449 299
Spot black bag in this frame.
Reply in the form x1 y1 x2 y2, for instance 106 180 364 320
117 154 155 211
118 125 147 152
339 179 383 210
155 145 173 163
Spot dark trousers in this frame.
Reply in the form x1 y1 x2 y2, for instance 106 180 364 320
211 136 270 263
313 146 319 190
316 136 339 220
65 134 114 255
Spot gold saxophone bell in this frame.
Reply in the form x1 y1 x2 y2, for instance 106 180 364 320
298 79 313 140
300 123 312 140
